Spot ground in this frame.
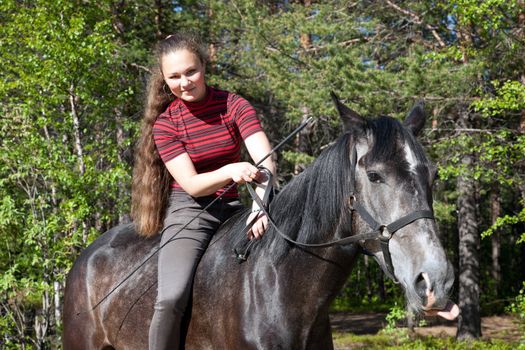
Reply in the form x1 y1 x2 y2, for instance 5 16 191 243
330 312 523 342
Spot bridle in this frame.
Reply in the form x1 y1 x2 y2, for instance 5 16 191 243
244 144 435 282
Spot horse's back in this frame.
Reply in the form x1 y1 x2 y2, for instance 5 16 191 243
63 223 159 349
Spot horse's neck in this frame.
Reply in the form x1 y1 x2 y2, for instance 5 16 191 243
264 140 360 311
261 244 359 326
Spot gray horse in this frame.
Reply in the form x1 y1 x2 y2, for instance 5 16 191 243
63 95 458 349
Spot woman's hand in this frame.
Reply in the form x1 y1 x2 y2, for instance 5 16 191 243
245 170 271 240
222 162 260 184
246 210 268 240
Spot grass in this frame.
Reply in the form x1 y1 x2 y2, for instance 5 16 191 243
332 331 525 350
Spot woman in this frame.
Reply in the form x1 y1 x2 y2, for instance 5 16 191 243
131 33 275 350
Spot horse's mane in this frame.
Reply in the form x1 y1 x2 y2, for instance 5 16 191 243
227 116 428 263
367 116 428 166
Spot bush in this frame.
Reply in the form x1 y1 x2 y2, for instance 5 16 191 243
507 281 525 345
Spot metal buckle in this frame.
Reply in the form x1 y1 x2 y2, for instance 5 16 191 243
379 225 392 241
348 195 357 210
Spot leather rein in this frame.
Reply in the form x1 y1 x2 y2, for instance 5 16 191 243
243 145 435 282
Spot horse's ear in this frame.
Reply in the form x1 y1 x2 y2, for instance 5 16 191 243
330 91 366 132
403 101 426 136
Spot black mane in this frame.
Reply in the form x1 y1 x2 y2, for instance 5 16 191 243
367 116 428 167
225 132 353 263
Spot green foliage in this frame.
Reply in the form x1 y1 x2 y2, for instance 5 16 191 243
331 293 395 314
482 207 525 241
473 81 525 116
333 332 522 349
1 0 525 345
0 0 150 345
433 200 457 225
511 288 525 319
382 303 409 340
446 0 519 33
384 303 406 330
507 282 525 342
281 151 315 169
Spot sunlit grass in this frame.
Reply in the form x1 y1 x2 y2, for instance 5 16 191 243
332 331 525 349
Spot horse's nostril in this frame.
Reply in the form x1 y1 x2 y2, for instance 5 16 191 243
415 272 429 300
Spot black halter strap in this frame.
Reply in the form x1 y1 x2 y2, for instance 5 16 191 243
351 201 434 280
242 145 435 282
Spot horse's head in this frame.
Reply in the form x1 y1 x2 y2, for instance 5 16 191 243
332 93 458 320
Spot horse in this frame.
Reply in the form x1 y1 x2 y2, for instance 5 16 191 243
62 94 458 349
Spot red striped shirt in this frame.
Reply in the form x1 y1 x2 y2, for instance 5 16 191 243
153 86 263 197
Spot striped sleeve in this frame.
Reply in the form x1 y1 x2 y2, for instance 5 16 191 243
229 94 263 139
152 113 185 163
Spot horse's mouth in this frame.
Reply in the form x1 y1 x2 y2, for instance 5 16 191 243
406 289 459 321
422 299 459 320
420 272 459 321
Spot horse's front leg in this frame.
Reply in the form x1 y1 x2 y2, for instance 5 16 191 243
305 312 334 350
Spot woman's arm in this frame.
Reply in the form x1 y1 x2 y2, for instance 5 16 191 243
164 153 259 197
244 131 276 177
164 130 276 239
243 131 276 240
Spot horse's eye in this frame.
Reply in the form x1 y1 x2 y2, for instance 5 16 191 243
367 171 382 183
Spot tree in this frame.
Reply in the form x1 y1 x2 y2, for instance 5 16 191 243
434 0 525 338
0 0 158 346
1 0 524 345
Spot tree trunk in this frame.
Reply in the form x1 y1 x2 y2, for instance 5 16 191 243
378 271 386 301
69 84 89 243
115 107 131 225
456 151 481 339
364 255 372 302
519 76 525 202
155 0 163 38
294 0 313 175
69 84 85 176
53 281 61 330
490 187 501 289
294 109 313 174
455 16 481 335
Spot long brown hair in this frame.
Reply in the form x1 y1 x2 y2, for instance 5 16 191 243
131 33 208 237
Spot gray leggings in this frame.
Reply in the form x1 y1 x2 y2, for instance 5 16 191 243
148 192 242 350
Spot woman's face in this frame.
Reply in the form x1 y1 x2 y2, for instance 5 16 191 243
161 49 207 102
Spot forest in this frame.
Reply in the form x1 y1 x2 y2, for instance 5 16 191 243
1 0 524 348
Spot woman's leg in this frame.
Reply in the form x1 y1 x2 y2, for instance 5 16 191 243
148 195 220 350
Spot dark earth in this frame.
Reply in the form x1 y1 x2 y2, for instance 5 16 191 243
329 312 523 342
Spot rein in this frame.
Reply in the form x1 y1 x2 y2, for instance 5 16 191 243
84 117 314 315
242 145 434 282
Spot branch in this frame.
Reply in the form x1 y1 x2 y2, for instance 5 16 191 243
371 89 475 102
68 84 85 175
383 0 446 48
304 38 363 53
428 127 522 135
129 63 152 73
429 128 495 133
